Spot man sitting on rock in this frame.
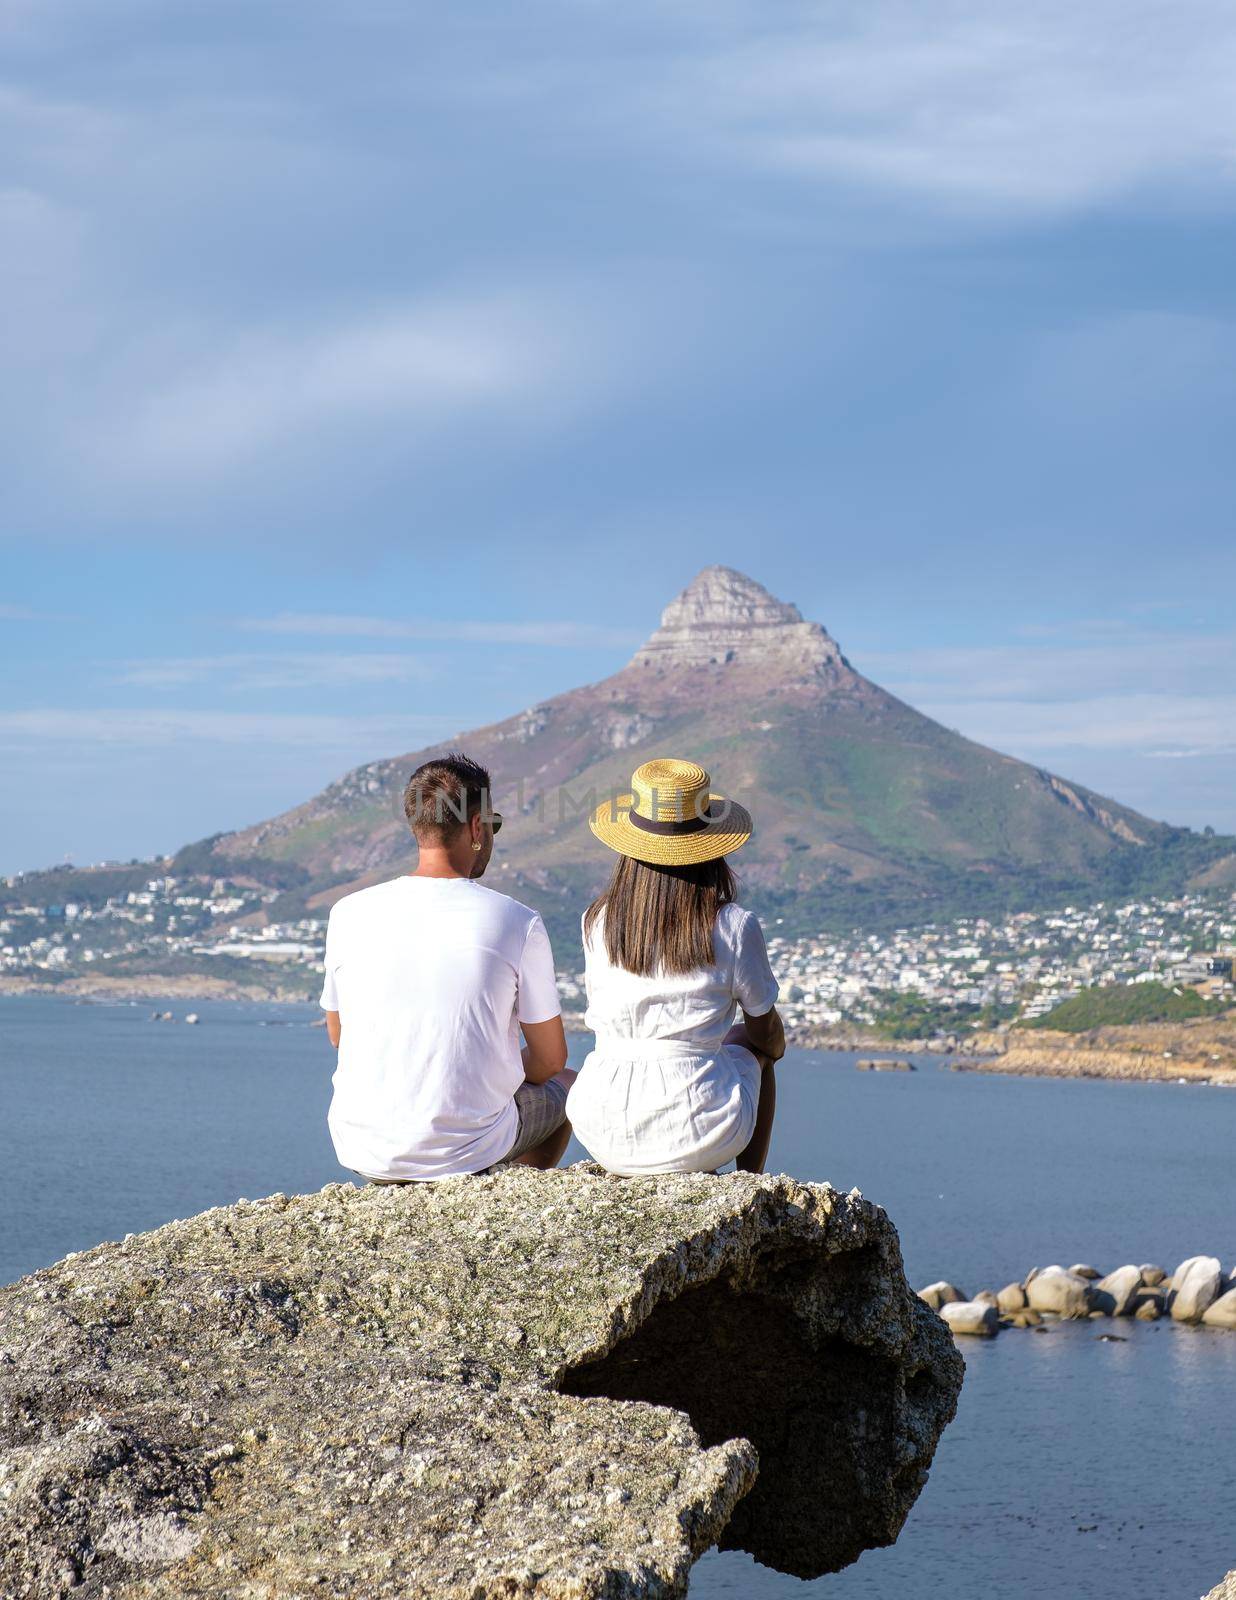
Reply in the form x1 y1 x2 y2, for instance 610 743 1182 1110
321 752 575 1180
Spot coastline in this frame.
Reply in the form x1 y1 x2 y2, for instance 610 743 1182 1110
5 978 1234 1086
0 973 317 1005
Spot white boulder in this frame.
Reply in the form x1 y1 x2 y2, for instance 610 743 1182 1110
996 1282 1028 1314
1169 1256 1223 1323
1093 1265 1143 1317
1026 1266 1096 1319
1201 1288 1236 1330
919 1282 967 1311
940 1300 1000 1337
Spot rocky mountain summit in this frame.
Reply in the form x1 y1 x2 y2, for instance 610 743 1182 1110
629 564 849 679
0 1169 961 1598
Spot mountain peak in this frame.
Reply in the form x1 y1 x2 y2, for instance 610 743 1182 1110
628 565 846 676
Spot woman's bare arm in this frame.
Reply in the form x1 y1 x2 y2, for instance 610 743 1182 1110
325 1010 341 1048
728 1004 785 1066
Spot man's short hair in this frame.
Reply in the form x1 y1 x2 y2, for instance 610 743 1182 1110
404 752 493 844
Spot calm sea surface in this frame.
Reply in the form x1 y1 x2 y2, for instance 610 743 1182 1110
2 995 1234 1600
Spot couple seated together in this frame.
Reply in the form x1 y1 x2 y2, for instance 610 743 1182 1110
321 752 785 1181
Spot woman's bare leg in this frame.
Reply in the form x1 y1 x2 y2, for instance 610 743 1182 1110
737 1057 776 1172
725 1023 776 1174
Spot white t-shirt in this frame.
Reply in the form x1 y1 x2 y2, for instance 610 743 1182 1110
582 900 779 1049
320 875 561 1180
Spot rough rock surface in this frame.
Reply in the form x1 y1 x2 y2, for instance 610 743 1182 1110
1205 1571 1236 1600
0 1168 962 1599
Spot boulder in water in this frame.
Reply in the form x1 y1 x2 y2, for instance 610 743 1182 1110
918 1281 967 1310
1026 1266 1096 1319
1169 1256 1223 1322
1201 1288 1236 1330
996 1282 1028 1313
1092 1265 1143 1317
939 1300 1000 1337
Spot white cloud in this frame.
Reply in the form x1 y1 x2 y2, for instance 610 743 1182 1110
914 693 1236 758
858 625 1236 768
861 630 1236 705
657 0 1236 215
235 613 643 648
0 709 451 749
111 653 436 691
0 603 70 622
83 294 578 481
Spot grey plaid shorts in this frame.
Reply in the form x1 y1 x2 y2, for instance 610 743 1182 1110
362 1073 572 1183
492 1073 572 1165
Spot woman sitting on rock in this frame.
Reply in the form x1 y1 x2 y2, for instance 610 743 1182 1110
566 758 784 1175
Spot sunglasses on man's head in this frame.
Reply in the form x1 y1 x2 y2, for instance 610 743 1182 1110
490 812 503 835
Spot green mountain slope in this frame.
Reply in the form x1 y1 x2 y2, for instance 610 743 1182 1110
182 566 1232 946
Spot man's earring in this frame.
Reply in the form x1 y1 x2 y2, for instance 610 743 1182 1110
472 841 482 852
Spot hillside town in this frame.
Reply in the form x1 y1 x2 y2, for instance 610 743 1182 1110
2 871 1233 1031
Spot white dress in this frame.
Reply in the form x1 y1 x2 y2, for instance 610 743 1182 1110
566 901 780 1175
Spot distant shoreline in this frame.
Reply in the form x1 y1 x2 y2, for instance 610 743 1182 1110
5 978 1235 1087
0 974 316 1005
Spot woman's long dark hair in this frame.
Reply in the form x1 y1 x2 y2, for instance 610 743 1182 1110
584 853 737 976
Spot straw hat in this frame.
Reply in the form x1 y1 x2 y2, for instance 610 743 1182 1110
588 757 753 866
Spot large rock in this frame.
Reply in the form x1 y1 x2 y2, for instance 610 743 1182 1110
996 1282 1028 1313
1169 1255 1224 1322
1026 1266 1097 1318
1202 1288 1236 1330
939 1300 1000 1337
1092 1265 1143 1317
1204 1571 1236 1599
918 1281 967 1310
0 1169 963 1599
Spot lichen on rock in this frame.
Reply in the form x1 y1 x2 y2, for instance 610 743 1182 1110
0 1168 962 1598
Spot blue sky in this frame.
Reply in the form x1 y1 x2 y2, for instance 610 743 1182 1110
2 0 1234 873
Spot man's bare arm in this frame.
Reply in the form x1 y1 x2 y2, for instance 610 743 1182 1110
521 1014 568 1084
325 1010 341 1049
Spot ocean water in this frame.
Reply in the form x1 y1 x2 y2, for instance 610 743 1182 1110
2 995 1234 1599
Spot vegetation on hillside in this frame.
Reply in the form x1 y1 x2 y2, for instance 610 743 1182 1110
1022 981 1228 1032
868 989 1020 1039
